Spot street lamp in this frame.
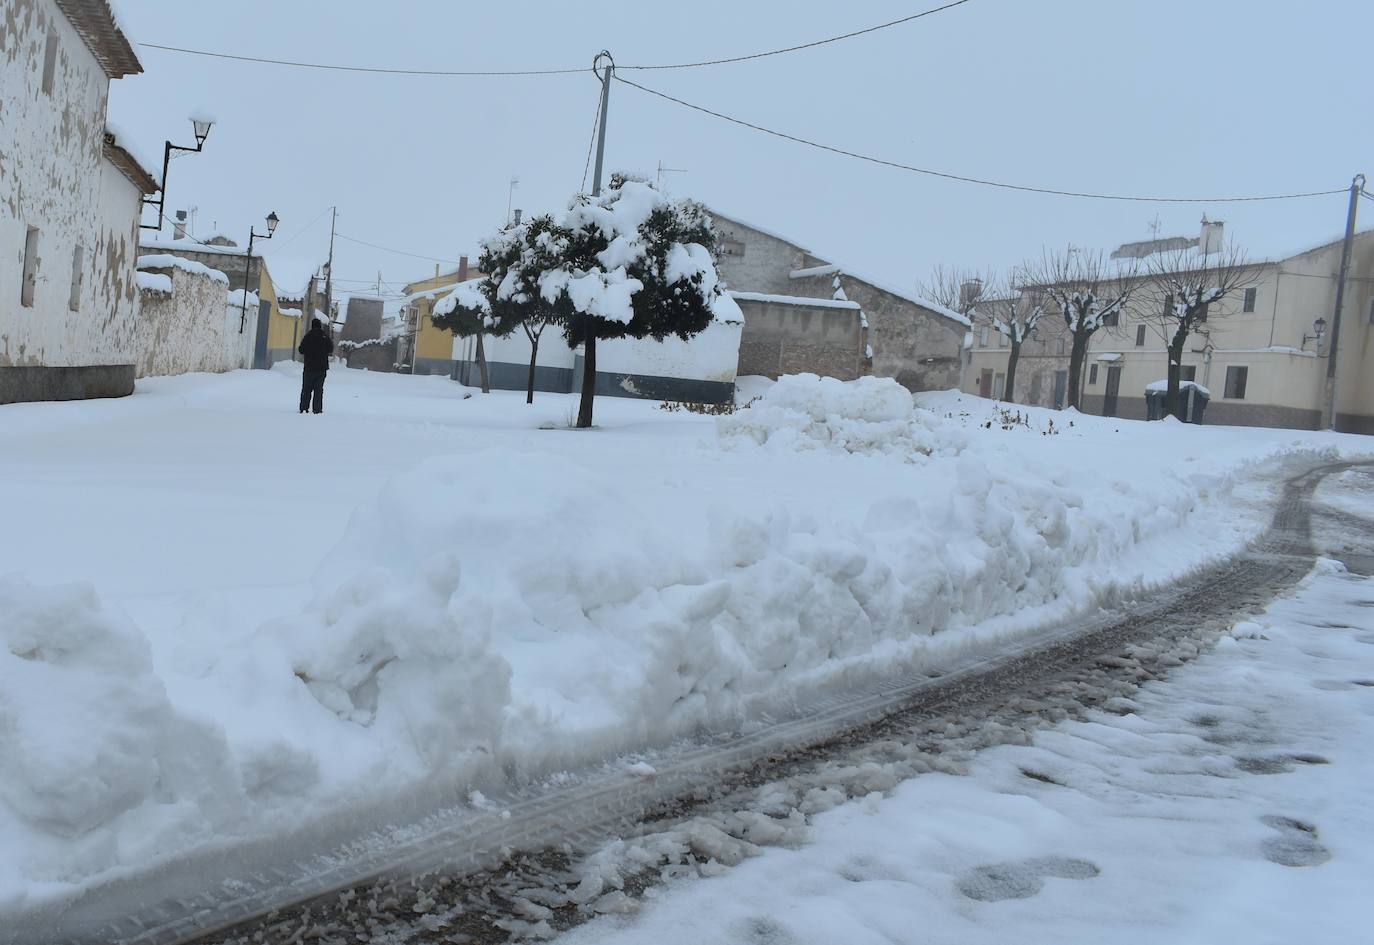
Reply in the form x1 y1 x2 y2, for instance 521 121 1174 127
1303 317 1327 352
238 211 280 334
140 116 214 232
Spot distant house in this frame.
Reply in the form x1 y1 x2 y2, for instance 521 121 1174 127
963 227 1374 433
1 0 156 404
399 259 476 376
709 211 970 390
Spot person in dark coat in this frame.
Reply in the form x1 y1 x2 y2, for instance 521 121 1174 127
297 318 334 414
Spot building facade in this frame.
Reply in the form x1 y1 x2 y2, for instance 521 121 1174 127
1 0 154 404
709 211 970 390
963 231 1374 433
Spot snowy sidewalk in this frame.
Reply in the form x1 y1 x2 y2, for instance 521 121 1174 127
561 561 1374 945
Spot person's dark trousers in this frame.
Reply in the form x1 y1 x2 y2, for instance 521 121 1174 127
300 371 326 414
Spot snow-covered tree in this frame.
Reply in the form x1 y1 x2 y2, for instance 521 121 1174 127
1029 249 1136 410
975 273 1046 404
1139 243 1255 418
464 214 569 404
543 176 724 428
431 277 502 395
919 264 992 322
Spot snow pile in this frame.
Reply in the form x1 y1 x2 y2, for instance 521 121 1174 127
137 254 231 285
0 576 238 882
134 271 171 294
1146 378 1212 397
717 373 952 459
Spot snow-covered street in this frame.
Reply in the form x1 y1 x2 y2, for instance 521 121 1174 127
1 365 1371 943
563 553 1374 945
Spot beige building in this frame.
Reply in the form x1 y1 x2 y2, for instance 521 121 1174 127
963 230 1374 433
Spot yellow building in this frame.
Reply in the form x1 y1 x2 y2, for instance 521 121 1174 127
400 257 477 376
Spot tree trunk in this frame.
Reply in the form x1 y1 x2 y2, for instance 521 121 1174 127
475 331 490 394
526 335 539 404
1165 334 1186 419
1067 330 1087 410
1004 337 1020 405
576 330 596 428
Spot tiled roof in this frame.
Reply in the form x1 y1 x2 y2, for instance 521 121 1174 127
54 0 142 79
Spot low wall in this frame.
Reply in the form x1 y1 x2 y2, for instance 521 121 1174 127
734 297 864 381
0 365 134 404
136 263 248 378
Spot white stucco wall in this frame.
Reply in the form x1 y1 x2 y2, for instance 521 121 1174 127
599 321 742 384
136 266 250 377
0 0 141 368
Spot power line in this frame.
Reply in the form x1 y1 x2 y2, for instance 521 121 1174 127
264 206 334 254
619 0 974 71
614 75 1347 204
336 233 462 265
136 42 590 76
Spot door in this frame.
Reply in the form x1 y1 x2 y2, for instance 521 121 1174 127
1052 370 1067 409
979 369 993 398
1103 365 1122 417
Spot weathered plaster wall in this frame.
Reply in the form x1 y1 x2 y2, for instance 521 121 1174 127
735 297 865 381
1 0 140 371
136 265 247 377
711 217 806 296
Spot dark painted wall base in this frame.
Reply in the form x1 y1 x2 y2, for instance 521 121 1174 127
0 364 135 405
412 357 456 377
455 357 734 405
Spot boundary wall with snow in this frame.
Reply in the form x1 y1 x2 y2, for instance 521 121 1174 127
455 320 743 404
135 256 254 378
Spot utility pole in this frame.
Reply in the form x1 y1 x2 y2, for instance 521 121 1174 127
577 51 614 429
506 176 519 225
323 206 337 338
1321 173 1365 431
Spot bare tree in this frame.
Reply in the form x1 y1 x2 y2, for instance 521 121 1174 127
919 264 994 320
1028 248 1136 410
975 271 1047 404
1138 243 1256 418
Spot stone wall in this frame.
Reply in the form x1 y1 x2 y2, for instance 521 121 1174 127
343 340 397 373
711 217 806 295
735 297 864 381
135 264 245 378
341 297 384 344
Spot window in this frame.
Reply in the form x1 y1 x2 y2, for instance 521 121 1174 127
1055 337 1067 355
1162 293 1174 317
1242 287 1257 313
68 243 84 311
1179 365 1197 382
1089 364 1099 385
21 226 39 307
979 326 990 347
1102 309 1119 327
1135 324 1146 346
718 239 745 259
41 28 58 95
993 373 1005 399
997 331 1008 348
1224 366 1248 399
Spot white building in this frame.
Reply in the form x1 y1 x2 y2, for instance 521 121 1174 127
963 228 1374 433
1 0 154 404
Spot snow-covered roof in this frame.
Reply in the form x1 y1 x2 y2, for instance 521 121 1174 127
728 291 861 311
279 307 303 319
137 253 231 285
790 264 840 279
227 289 261 308
710 207 972 328
1095 352 1123 362
711 292 745 325
141 236 249 258
56 0 142 79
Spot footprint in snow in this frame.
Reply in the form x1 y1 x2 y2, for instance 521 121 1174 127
1260 815 1332 868
735 916 794 945
955 856 1099 902
1235 753 1328 775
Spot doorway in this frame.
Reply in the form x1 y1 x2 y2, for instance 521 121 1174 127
1103 365 1122 417
979 368 993 398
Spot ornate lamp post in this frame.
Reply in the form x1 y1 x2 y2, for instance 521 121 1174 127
238 211 279 334
140 117 213 232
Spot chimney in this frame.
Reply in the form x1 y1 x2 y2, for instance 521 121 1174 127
457 255 469 282
173 210 188 242
959 278 984 307
1199 216 1225 256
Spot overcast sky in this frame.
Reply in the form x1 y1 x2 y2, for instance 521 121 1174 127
108 0 1371 309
